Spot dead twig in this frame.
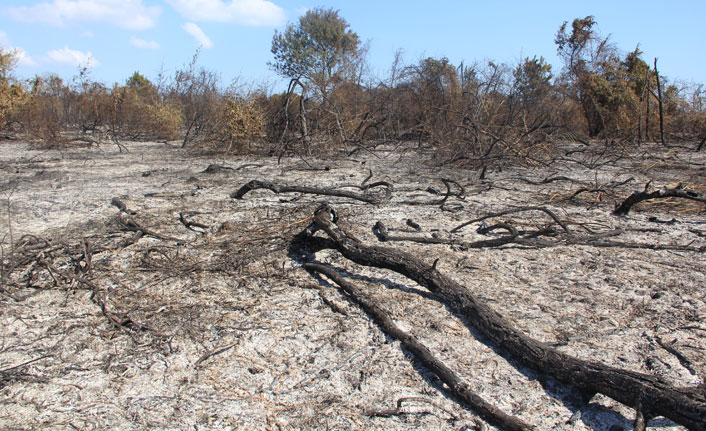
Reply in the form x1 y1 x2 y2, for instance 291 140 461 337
304 261 534 431
0 354 53 375
118 214 184 242
364 396 460 421
401 178 465 208
373 220 543 249
193 342 239 367
515 175 581 185
655 336 701 378
179 211 209 234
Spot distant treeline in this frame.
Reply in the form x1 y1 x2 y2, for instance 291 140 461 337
0 11 704 161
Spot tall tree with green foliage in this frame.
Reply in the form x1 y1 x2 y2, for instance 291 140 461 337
126 71 158 101
556 16 605 136
555 16 601 75
270 7 360 100
556 16 636 137
269 8 361 150
0 49 24 130
513 56 553 105
623 46 656 141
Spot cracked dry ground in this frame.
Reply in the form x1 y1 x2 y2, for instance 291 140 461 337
0 140 705 430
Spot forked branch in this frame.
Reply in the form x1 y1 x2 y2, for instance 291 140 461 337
304 203 706 430
304 262 534 431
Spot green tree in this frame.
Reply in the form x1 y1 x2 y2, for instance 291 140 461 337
270 7 360 99
413 57 459 100
555 16 601 74
126 71 158 101
403 57 461 143
624 47 652 96
269 8 361 151
110 71 182 142
0 49 25 130
556 16 624 137
622 47 656 140
513 56 553 104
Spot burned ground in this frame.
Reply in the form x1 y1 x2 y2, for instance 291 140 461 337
1 140 705 430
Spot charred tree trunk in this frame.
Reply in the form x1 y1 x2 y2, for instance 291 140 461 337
302 203 706 430
181 113 199 149
277 79 297 147
654 58 665 146
299 85 310 155
697 134 706 152
644 69 651 141
304 262 535 431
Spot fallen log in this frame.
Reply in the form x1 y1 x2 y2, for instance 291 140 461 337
304 262 534 431
231 179 392 204
614 186 706 215
304 203 706 430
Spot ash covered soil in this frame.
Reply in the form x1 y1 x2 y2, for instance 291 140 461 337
0 140 705 430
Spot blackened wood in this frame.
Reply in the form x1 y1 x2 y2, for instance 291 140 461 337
308 203 706 430
450 206 570 235
697 134 706 152
654 58 666 146
110 197 135 215
231 179 392 204
613 187 706 215
401 178 465 207
304 261 535 431
373 221 523 249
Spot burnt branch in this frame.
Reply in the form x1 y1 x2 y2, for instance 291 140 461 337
304 203 706 430
401 178 466 208
566 238 706 253
304 261 535 431
613 186 706 215
110 197 135 215
655 336 701 378
516 175 581 185
450 206 570 235
179 211 209 234
231 179 392 204
372 220 554 249
118 214 184 242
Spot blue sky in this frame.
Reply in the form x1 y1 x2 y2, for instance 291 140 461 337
1 0 704 92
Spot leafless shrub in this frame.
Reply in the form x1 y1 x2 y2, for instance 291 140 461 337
163 51 222 148
16 74 72 148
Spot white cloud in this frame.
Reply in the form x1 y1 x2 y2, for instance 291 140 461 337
182 22 213 49
0 30 10 48
14 49 38 67
6 0 161 30
129 36 160 50
0 32 37 66
47 46 99 67
167 0 285 26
